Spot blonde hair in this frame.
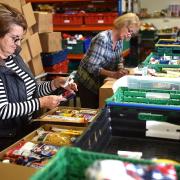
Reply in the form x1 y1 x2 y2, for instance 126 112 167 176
0 3 27 37
113 13 140 30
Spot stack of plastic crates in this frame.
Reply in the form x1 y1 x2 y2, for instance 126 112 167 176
155 39 180 56
31 147 180 180
106 76 180 124
142 52 180 72
142 39 180 72
106 86 180 123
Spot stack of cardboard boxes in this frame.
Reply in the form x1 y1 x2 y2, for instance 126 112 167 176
0 0 64 77
33 11 68 74
1 0 44 76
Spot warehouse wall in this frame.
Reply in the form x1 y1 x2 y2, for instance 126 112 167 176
140 0 180 13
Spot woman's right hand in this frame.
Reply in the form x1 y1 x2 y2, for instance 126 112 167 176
39 95 66 109
111 69 129 79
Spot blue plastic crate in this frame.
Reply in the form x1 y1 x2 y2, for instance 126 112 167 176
84 38 91 53
41 49 68 67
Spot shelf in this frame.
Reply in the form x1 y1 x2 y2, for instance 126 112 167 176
26 0 90 2
157 33 176 36
54 25 113 31
67 54 84 60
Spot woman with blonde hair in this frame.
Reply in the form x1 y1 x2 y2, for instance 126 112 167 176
76 13 140 108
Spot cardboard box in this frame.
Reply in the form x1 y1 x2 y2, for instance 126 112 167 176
0 124 85 179
27 33 42 58
33 12 53 33
99 80 115 108
0 0 22 12
28 55 44 76
20 40 31 63
35 106 99 125
39 32 62 53
20 0 26 5
22 3 36 28
0 163 36 180
23 28 33 41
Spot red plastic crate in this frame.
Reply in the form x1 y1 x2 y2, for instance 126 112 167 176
44 59 69 73
53 13 83 25
84 13 118 25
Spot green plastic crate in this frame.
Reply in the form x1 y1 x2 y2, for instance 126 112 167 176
62 40 84 54
155 39 180 56
31 147 180 180
107 87 180 106
106 87 180 121
142 52 180 72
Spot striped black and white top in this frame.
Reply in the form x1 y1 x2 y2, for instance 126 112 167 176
0 57 54 121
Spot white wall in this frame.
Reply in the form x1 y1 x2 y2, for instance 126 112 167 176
140 0 180 13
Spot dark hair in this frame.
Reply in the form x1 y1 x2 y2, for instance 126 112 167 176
0 3 27 37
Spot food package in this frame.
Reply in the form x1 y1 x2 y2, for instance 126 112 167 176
32 127 83 146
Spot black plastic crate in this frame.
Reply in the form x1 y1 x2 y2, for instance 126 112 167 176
78 107 180 161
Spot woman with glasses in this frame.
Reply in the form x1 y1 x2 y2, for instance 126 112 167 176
0 3 77 150
76 13 140 109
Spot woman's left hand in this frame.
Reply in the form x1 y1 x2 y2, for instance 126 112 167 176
52 77 78 93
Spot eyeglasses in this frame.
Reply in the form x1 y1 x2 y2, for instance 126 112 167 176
127 27 135 35
7 33 23 44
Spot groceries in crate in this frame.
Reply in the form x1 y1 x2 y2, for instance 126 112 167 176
1 141 60 168
149 54 180 65
142 53 180 77
42 108 98 123
155 39 180 55
86 160 177 180
31 127 83 146
62 33 91 53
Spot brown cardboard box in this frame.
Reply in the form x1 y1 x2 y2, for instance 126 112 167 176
0 163 37 180
23 28 33 41
28 55 44 76
39 32 62 53
27 33 42 58
20 40 31 63
0 123 84 179
99 80 115 108
33 11 53 33
20 0 26 5
22 3 36 28
35 106 99 124
0 0 22 12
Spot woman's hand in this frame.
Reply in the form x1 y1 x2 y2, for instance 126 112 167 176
39 95 66 109
111 69 129 79
51 77 78 93
51 77 66 89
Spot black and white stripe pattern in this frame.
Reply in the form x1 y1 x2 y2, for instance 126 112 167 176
0 58 54 121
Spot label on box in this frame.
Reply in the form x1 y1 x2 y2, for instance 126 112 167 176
98 20 104 24
67 46 73 50
64 20 70 23
67 39 77 44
